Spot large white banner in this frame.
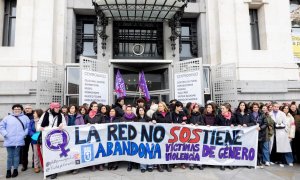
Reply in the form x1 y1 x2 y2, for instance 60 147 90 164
174 71 203 105
81 70 108 105
42 123 258 177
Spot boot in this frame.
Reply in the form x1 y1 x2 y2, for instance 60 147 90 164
166 164 172 172
220 166 225 171
157 165 164 172
50 173 57 179
11 169 18 178
127 162 132 171
6 170 11 178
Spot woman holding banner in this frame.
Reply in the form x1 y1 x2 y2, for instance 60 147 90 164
106 108 121 170
188 103 205 170
84 101 104 171
216 103 236 171
65 105 85 174
121 105 138 171
152 101 173 172
37 102 66 179
136 107 153 173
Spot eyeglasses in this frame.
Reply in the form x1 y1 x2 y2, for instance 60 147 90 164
13 109 21 110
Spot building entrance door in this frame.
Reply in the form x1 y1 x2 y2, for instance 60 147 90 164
110 60 172 105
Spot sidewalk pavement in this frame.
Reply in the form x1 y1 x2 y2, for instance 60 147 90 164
0 144 299 180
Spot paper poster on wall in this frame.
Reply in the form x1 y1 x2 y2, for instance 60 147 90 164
81 70 108 105
174 71 203 105
292 32 300 63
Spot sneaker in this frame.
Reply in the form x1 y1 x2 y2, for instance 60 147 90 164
265 162 270 166
279 164 284 168
141 169 146 173
34 167 40 173
288 163 293 167
50 173 57 179
270 162 275 165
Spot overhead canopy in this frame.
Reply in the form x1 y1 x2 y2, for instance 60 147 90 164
93 0 188 21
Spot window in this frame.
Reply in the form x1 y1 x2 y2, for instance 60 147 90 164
65 66 80 106
2 0 17 46
249 9 260 50
180 19 198 60
75 15 97 63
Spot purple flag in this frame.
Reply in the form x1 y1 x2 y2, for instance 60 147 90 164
138 71 150 101
115 69 126 98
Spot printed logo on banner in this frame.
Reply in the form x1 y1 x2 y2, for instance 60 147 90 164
45 129 70 157
74 153 81 164
81 144 94 163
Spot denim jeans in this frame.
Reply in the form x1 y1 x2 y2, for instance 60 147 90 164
7 146 21 170
284 152 294 164
263 141 270 163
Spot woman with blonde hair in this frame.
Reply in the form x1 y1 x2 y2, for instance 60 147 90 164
152 101 172 172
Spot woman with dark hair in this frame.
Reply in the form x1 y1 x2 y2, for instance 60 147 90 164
121 105 137 171
107 108 121 170
84 101 104 171
203 103 217 126
100 105 110 123
60 105 68 117
216 103 236 171
280 104 295 167
136 107 152 173
290 102 300 163
261 104 275 166
235 101 255 127
188 103 205 170
79 106 88 120
113 97 125 117
37 102 66 179
251 102 267 168
152 101 173 172
65 105 85 174
29 109 44 173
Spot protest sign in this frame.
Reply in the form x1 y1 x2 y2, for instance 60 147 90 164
42 123 258 177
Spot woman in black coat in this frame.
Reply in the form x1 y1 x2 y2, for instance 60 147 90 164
188 103 205 170
251 102 267 168
235 101 255 127
84 101 104 171
216 103 236 170
152 101 172 172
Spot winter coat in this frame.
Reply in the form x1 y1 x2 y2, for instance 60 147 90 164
84 113 103 124
121 114 136 122
65 113 85 126
152 111 172 124
171 111 187 124
188 112 205 125
104 116 121 123
147 104 158 119
136 115 151 123
216 113 236 126
0 113 30 147
265 115 275 141
28 119 38 144
235 111 256 127
203 113 217 126
285 113 296 139
251 112 267 142
37 110 67 130
113 103 124 117
270 110 291 153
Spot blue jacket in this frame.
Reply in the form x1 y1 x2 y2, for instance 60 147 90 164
28 120 37 144
0 113 30 147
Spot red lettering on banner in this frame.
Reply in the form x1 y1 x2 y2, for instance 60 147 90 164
168 126 202 143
